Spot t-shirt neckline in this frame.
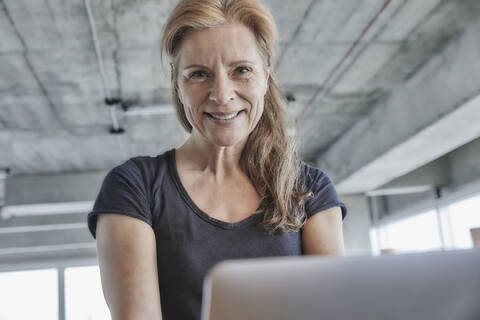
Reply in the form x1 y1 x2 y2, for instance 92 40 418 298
166 148 263 230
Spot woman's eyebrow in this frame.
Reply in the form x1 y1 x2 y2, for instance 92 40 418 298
183 64 208 70
229 60 255 66
184 60 256 69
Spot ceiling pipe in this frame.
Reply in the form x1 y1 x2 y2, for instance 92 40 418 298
121 101 176 116
297 0 393 123
85 0 111 99
1 201 95 219
84 0 124 134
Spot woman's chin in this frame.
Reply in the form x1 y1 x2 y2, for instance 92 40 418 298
208 135 246 149
211 140 241 148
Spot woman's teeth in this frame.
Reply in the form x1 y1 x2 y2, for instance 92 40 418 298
209 111 240 120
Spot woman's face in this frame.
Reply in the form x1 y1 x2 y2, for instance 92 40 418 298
176 23 269 148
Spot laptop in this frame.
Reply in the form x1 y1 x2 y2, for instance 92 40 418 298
201 249 480 320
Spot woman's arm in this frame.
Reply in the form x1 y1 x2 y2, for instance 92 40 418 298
96 214 163 320
302 206 345 256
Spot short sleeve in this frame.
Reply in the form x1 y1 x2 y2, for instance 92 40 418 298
301 162 347 220
87 159 153 239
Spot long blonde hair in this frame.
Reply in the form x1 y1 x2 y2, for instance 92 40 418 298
161 0 311 234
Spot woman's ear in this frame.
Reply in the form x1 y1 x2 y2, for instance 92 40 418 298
264 68 270 95
264 66 270 82
175 83 184 105
171 63 184 104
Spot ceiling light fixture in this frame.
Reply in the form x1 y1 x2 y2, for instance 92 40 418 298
286 93 296 102
106 98 125 134
365 185 434 197
121 103 175 116
0 168 11 180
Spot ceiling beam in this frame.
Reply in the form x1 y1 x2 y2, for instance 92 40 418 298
316 19 480 194
4 170 107 207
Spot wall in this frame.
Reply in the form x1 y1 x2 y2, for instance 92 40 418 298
377 136 480 222
341 195 372 256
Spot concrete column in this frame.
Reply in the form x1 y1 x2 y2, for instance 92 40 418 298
341 195 372 256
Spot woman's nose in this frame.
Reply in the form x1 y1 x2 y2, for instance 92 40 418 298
209 73 235 105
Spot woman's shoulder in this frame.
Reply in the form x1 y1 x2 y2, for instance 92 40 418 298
300 161 347 219
113 149 175 178
300 161 329 186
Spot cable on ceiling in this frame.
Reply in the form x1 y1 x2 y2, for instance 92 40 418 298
84 0 124 134
297 0 394 122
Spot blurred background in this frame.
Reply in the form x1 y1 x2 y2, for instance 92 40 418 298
1 0 480 319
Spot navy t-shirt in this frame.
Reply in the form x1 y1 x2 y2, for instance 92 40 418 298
88 149 346 320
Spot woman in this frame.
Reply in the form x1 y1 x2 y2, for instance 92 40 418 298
88 0 346 319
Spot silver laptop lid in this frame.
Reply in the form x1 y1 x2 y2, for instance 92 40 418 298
202 249 480 320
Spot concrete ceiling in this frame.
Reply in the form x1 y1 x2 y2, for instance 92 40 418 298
1 0 478 176
2 0 480 264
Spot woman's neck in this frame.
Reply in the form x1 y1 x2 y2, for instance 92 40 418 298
176 134 247 181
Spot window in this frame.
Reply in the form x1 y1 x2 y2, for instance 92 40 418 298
0 269 58 320
442 194 480 249
371 210 442 254
370 193 480 254
65 266 111 320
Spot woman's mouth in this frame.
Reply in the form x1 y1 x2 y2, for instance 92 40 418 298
206 110 243 122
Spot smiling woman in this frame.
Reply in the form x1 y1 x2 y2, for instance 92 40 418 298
87 0 346 319
175 23 269 149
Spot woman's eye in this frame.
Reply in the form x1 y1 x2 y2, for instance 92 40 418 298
189 71 208 79
234 66 252 76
